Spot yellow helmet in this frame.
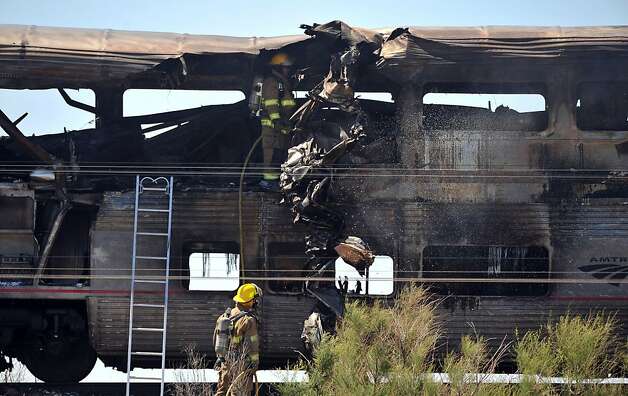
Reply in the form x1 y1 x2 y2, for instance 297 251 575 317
233 283 262 303
269 53 294 66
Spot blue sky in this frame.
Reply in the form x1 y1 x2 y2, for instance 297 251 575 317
1 0 628 134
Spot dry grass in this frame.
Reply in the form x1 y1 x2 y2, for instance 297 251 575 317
171 345 213 396
515 314 626 395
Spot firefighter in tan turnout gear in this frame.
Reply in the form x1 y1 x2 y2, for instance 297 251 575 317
258 53 297 190
214 283 262 396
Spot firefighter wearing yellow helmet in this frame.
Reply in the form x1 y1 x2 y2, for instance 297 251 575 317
259 52 297 190
214 283 262 396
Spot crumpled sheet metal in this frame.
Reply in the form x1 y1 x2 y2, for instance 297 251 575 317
280 139 345 257
377 25 628 71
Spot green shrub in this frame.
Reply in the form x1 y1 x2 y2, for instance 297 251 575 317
277 286 626 396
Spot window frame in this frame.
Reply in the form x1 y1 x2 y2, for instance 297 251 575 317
334 255 396 297
420 82 550 133
421 244 551 297
575 80 628 134
182 241 240 292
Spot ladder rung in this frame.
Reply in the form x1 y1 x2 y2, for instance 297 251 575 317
132 327 164 332
141 187 168 192
136 255 167 260
136 232 169 236
138 208 169 213
131 351 163 356
135 279 166 284
129 375 162 381
133 303 165 308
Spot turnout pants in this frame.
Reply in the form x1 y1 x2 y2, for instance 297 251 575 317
215 364 255 396
261 125 289 180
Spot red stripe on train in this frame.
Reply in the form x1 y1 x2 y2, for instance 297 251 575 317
0 288 627 301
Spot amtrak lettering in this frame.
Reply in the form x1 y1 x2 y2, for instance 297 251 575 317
588 257 628 263
578 257 628 286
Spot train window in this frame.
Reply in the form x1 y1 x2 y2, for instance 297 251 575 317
187 252 240 291
576 82 628 131
422 84 547 131
422 245 549 296
0 88 95 134
335 255 394 296
123 89 245 137
266 242 307 294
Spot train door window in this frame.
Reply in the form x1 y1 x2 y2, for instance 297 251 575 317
422 245 549 296
576 82 628 131
335 255 394 296
266 242 307 294
187 252 240 291
422 83 547 131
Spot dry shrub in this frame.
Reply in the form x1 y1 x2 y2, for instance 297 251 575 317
515 314 625 395
279 284 441 395
172 345 213 396
278 285 627 396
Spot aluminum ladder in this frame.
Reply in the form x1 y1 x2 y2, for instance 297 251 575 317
126 176 174 396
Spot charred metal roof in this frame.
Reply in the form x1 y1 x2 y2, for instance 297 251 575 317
1 21 628 90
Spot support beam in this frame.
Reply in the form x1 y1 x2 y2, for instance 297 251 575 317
95 88 124 128
0 108 53 163
33 200 72 286
58 89 96 114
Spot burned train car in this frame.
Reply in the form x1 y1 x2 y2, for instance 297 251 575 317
1 22 627 382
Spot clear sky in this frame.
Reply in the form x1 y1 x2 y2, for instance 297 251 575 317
2 0 628 134
1 0 628 382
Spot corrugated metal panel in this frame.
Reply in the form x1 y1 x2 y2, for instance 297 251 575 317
91 294 317 365
552 203 628 238
437 298 628 351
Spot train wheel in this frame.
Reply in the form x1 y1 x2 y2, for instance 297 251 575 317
23 333 97 383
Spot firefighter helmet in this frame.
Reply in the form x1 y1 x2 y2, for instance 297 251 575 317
269 53 294 66
233 283 262 303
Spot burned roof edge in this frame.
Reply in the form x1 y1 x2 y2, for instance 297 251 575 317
2 22 628 90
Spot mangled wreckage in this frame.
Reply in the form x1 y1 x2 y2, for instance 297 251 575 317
1 21 628 382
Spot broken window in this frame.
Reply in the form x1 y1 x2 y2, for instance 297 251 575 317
187 250 240 291
576 82 628 131
422 84 547 131
422 245 549 296
335 255 394 296
0 88 95 134
123 89 245 137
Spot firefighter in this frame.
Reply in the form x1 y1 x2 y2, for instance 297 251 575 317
214 283 262 396
259 52 297 190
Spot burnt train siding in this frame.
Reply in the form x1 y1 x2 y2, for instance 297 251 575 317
551 202 628 238
90 294 317 363
91 191 263 292
550 201 628 298
435 298 628 352
90 190 320 364
401 203 551 246
92 296 234 354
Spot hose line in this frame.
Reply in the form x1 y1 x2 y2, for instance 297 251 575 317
239 134 263 275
